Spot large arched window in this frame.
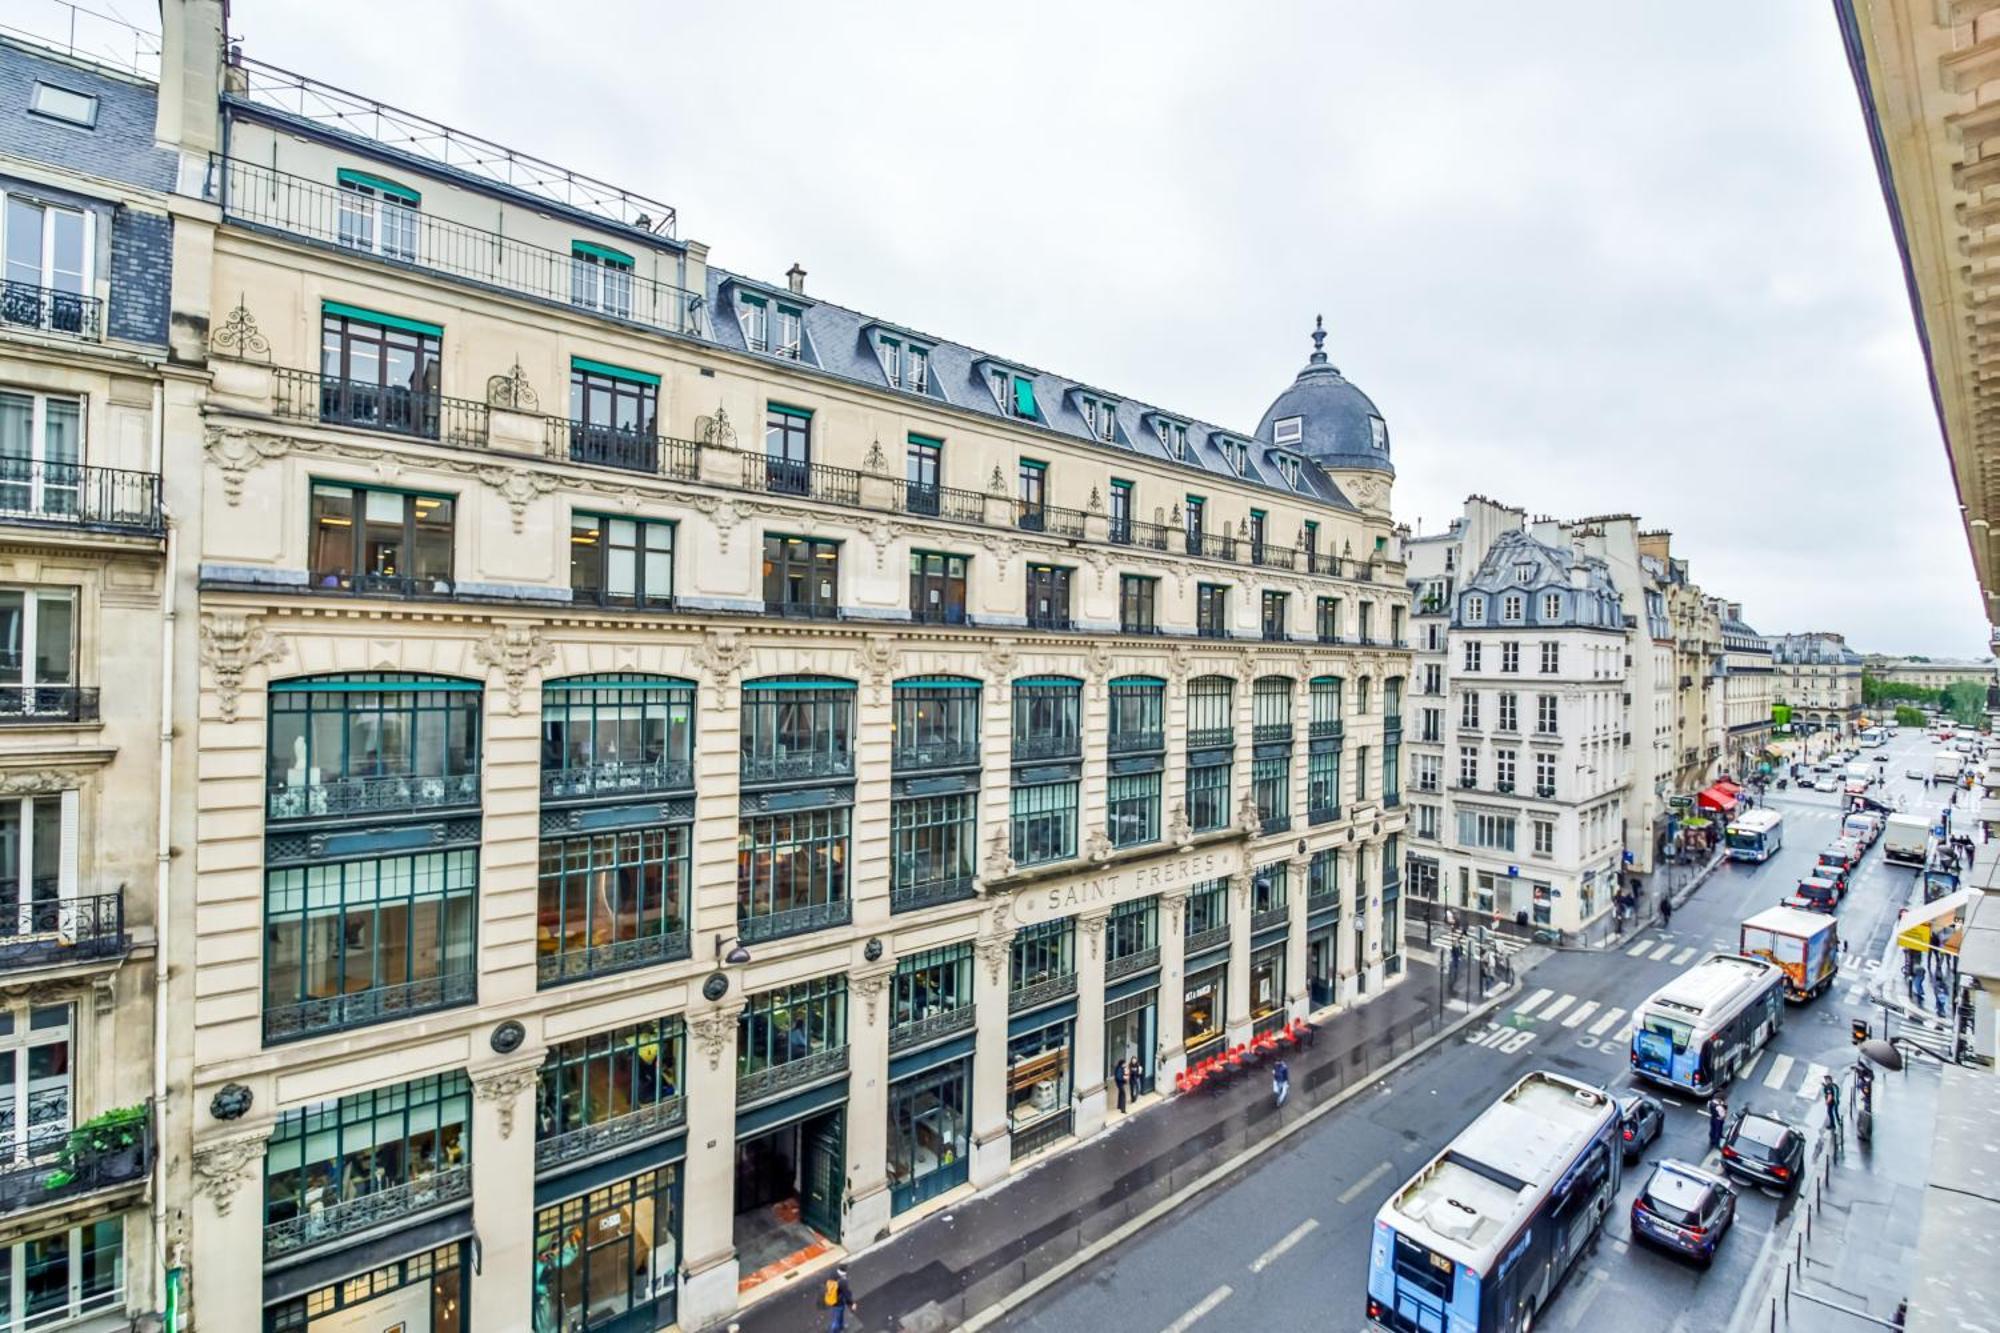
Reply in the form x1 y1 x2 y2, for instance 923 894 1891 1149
1011 676 1081 763
1252 675 1295 744
1187 675 1235 749
266 672 481 821
891 676 981 773
740 675 855 785
540 674 695 799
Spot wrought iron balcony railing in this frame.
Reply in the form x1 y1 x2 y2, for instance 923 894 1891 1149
738 898 852 945
545 419 699 479
739 750 855 785
1026 612 1074 631
1015 500 1086 538
540 757 693 801
0 1103 151 1219
1011 733 1082 763
903 481 987 523
273 366 490 448
1109 729 1165 755
0 280 101 340
745 454 861 506
1184 924 1230 956
0 892 127 973
267 771 481 821
1260 812 1293 835
889 875 977 914
0 461 161 536
536 928 690 988
888 1004 976 1053
1309 719 1344 741
737 1046 849 1105
262 969 477 1044
536 1097 685 1173
1186 727 1234 751
0 686 98 724
1253 723 1294 745
1253 545 1296 571
1308 804 1340 826
1105 945 1160 982
265 1162 470 1259
1186 532 1236 561
892 740 980 772
1251 906 1290 935
1008 972 1078 1013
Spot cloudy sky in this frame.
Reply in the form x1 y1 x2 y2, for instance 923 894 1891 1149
201 1 1976 654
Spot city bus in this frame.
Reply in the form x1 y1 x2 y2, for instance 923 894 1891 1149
1723 809 1784 863
1367 1071 1620 1333
1630 953 1785 1096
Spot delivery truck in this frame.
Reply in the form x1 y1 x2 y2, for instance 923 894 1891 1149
1934 750 1965 782
1884 812 1932 867
1740 906 1839 1002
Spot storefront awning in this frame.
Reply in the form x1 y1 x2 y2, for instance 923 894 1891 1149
1696 785 1739 812
1898 888 1976 952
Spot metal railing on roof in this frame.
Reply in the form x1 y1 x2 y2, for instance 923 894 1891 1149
227 55 678 237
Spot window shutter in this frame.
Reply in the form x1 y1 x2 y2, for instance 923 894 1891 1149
1013 377 1036 418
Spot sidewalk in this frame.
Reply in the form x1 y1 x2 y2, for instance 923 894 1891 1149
724 959 1496 1333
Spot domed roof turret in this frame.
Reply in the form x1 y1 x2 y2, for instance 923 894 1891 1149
1254 316 1393 477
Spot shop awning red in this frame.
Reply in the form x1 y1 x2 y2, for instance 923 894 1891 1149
1714 778 1744 793
1696 784 1739 812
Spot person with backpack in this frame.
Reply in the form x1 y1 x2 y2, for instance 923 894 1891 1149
1272 1058 1290 1108
824 1265 857 1333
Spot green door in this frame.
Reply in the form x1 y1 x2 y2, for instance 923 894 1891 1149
801 1110 845 1240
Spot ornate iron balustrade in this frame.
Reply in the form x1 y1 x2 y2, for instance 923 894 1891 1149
1196 625 1231 640
1184 925 1230 956
890 876 977 914
0 280 101 340
0 1103 151 1218
737 1046 849 1105
738 898 852 945
1008 972 1077 1013
1105 945 1160 982
1310 719 1344 741
264 1162 471 1259
1015 500 1086 538
903 481 986 523
266 771 481 821
536 928 690 987
1186 728 1234 751
0 892 127 972
273 366 490 449
1251 907 1290 935
1010 1108 1074 1161
762 598 841 621
262 970 477 1043
221 158 700 332
536 1097 685 1172
1187 532 1236 560
1252 723 1294 745
1253 545 1297 571
1127 520 1169 551
888 1005 976 1053
744 454 862 506
1383 791 1402 809
739 750 855 785
544 419 699 479
0 686 98 724
892 740 980 772
0 461 161 535
1025 612 1074 631
1108 730 1165 755
1308 804 1340 826
1260 813 1292 835
540 758 693 801
1011 733 1082 763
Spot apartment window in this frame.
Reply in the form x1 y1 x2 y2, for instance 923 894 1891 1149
1120 575 1157 633
537 1015 685 1145
1495 749 1517 791
762 534 840 618
1196 584 1229 638
1357 603 1374 642
567 361 658 468
1537 694 1559 733
1535 751 1556 796
1420 707 1441 744
1261 591 1289 641
570 241 634 319
334 170 418 260
1355 678 1371 715
1308 851 1337 903
319 306 443 437
891 793 976 907
1354 744 1370 802
1459 691 1481 729
1011 779 1078 866
1391 605 1404 644
1278 455 1303 488
1081 396 1117 442
1109 480 1133 542
740 677 853 784
1108 678 1165 752
1310 676 1343 729
1416 803 1439 839
1425 623 1443 652
1253 677 1294 738
1186 762 1230 834
1383 733 1400 804
992 369 1037 419
1533 820 1554 856
1012 678 1081 761
1248 510 1267 559
1107 895 1158 964
737 807 851 934
1186 676 1233 747
537 827 690 985
1252 754 1290 829
738 975 847 1077
1221 439 1247 474
905 435 943 512
1026 564 1073 629
1502 593 1524 623
1496 692 1518 732
309 484 454 596
1422 663 1442 695
1316 597 1341 642
0 1003 71 1162
264 1072 470 1247
1414 753 1440 793
1540 642 1560 673
1462 641 1482 672
570 514 674 608
910 552 969 625
1107 772 1161 848
1501 641 1520 674
1459 746 1479 788
892 944 973 1033
1157 419 1189 459
1456 808 1517 851
0 389 82 518
1012 918 1076 991
1017 459 1047 529
878 336 931 393
0 588 73 700
1542 593 1562 621
266 674 481 824
764 405 812 494
737 292 802 359
541 674 693 801
892 676 981 771
1308 748 1341 819
1464 596 1486 625
1252 863 1288 916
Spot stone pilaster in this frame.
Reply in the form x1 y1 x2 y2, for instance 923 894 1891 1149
969 930 1014 1187
1286 854 1311 1020
677 1005 742 1331
1073 910 1110 1136
843 965 895 1247
1156 887 1192 1086
468 1057 542 1330
1226 869 1252 1044
188 1126 272 1333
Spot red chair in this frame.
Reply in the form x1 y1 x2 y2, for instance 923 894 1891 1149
1174 1070 1192 1096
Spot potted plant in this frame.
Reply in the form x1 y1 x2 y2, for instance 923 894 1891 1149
59 1105 148 1184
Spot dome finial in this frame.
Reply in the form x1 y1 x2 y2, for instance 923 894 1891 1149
1309 314 1327 364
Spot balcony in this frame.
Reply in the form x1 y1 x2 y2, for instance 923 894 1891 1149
1109 729 1165 755
267 771 481 821
763 598 841 621
1016 501 1086 539
0 1104 151 1220
1260 812 1292 835
266 1162 471 1259
545 419 699 479
541 757 693 802
1309 719 1344 742
893 739 980 772
738 1046 850 1105
1187 532 1237 561
1495 782 1515 794
0 686 98 724
1114 520 1170 551
1196 624 1231 640
537 928 690 987
0 892 127 973
1251 906 1290 935
1261 625 1289 643
1184 924 1230 956
219 157 702 334
1456 778 1478 790
1012 733 1082 762
537 1096 685 1174
1252 545 1296 571
274 366 489 449
904 481 987 523
745 455 861 506
738 898 853 945
889 1005 976 1053
1120 618 1160 636
263 969 477 1044
1026 611 1075 632
1105 945 1160 982
741 750 854 786
1309 803 1339 826
1253 723 1294 745
890 875 977 913
0 462 162 537
0 280 101 341
1186 727 1234 751
1008 971 1078 1013
1317 632 1344 646
1535 784 1557 798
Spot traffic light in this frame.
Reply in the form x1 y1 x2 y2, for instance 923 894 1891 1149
1852 1019 1870 1044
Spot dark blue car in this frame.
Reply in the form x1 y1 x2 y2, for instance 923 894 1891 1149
1631 1160 1736 1267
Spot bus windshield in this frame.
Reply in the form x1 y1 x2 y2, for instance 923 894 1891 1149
1725 829 1761 851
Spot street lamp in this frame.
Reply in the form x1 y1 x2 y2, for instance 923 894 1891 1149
714 934 752 965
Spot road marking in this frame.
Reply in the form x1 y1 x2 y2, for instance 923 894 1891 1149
1650 942 1677 961
1248 1218 1319 1273
1539 994 1577 1023
1628 939 1654 957
1561 1000 1599 1029
1844 987 1864 1005
1802 1062 1828 1099
1738 1049 1765 1083
1764 1054 1794 1089
1336 1161 1394 1206
1162 1285 1233 1333
1588 1007 1625 1036
1672 947 1699 966
1513 988 1553 1017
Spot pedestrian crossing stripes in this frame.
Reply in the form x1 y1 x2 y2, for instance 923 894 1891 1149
1538 994 1577 1023
1431 927 1529 958
1627 939 1654 957
1650 942 1677 961
1671 947 1698 966
1804 1061 1828 1093
1560 1000 1599 1029
1763 1054 1794 1089
1586 1007 1626 1037
1737 1050 1764 1083
1514 988 1554 1017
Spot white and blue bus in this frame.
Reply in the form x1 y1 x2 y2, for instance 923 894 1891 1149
1367 1071 1620 1333
1629 953 1785 1096
1723 809 1784 863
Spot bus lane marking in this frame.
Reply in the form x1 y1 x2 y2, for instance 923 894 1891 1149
1162 1285 1233 1333
1249 1218 1319 1273
1336 1161 1394 1206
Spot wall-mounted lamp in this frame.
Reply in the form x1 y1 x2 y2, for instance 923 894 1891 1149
715 934 752 965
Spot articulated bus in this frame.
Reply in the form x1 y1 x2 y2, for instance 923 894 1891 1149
1629 953 1785 1096
1723 808 1784 863
1367 1071 1620 1333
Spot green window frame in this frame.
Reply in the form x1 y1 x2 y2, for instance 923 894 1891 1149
1010 778 1078 866
1186 762 1231 834
266 672 481 821
1107 896 1159 961
1252 754 1290 827
335 168 420 205
740 675 854 784
1196 583 1228 637
569 513 674 608
1253 861 1288 915
264 1072 471 1240
891 676 981 771
738 974 847 1076
892 943 973 1032
890 792 976 908
536 1015 685 1145
1011 918 1076 990
1012 677 1082 761
536 825 691 987
1185 878 1228 936
1107 678 1165 752
309 481 455 595
1118 574 1157 633
533 1167 680 1331
1253 676 1294 733
539 674 694 797
1309 849 1338 903
1187 676 1234 747
1107 771 1161 848
1310 676 1344 726
1309 748 1342 820
737 808 851 930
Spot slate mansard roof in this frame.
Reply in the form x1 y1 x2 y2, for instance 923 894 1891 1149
0 40 177 195
1772 633 1861 667
1453 529 1623 630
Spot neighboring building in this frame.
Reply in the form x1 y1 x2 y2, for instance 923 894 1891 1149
1719 603 1774 776
1772 632 1865 734
1637 530 1723 794
118 8 1422 1333
1863 654 1998 695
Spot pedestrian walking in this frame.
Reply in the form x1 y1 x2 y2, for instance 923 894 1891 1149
1708 1096 1729 1149
1820 1073 1842 1138
1446 907 1458 936
1661 896 1673 930
824 1266 858 1333
1113 1058 1129 1113
1912 966 1927 1007
1272 1057 1291 1108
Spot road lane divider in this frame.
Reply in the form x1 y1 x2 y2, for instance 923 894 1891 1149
1336 1161 1395 1206
1248 1218 1319 1273
1162 1285 1232 1333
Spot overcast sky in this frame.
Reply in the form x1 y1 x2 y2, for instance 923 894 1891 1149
212 0 1975 655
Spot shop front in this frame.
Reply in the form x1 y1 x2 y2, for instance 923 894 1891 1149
1182 964 1226 1061
1104 985 1157 1108
1007 1013 1074 1161
1307 922 1337 1008
267 1239 467 1333
887 1052 971 1214
1251 942 1288 1036
532 1163 682 1333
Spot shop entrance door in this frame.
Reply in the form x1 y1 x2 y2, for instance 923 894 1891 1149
800 1109 844 1238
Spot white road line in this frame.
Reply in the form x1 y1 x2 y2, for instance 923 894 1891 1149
1612 1024 1634 1043
1562 1000 1600 1029
1539 994 1577 1023
1738 1049 1765 1083
1248 1218 1319 1274
1588 1007 1626 1036
1672 947 1699 966
1628 939 1654 957
1802 1062 1828 1099
1650 942 1678 961
1162 1285 1233 1333
1764 1053 1795 1089
1513 988 1553 1017
1336 1161 1395 1206
1844 987 1864 1005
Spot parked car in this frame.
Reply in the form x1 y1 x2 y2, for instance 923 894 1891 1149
1814 775 1842 793
1720 1109 1806 1191
1809 861 1852 896
1821 838 1862 869
1907 766 1927 781
1785 877 1841 914
1618 1091 1665 1162
1631 1160 1737 1266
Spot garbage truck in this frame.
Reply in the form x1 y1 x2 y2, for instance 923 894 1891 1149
1739 905 1839 1002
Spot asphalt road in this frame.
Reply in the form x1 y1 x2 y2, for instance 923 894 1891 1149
1006 730 1949 1333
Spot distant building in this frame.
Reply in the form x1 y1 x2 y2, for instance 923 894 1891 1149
1718 604 1774 775
1772 632 1864 734
1863 655 1998 695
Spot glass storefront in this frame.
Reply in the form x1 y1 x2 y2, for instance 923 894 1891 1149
1251 944 1287 1034
1007 1021 1073 1159
1183 965 1226 1058
1104 989 1156 1106
267 1240 464 1333
532 1165 681 1332
887 1059 970 1213
1307 926 1336 1008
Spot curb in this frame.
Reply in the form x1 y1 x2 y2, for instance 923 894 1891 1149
957 985 1518 1331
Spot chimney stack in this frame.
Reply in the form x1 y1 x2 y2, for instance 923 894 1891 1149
786 263 807 295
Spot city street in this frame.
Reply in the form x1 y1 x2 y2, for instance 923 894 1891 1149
1007 730 1949 1332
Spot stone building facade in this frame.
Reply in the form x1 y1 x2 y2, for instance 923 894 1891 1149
1772 632 1864 735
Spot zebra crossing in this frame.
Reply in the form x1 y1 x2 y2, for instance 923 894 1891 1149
1623 935 1702 966
1428 926 1531 959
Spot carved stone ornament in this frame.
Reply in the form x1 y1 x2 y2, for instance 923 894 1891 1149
1168 803 1193 848
697 406 739 449
1084 829 1114 864
203 424 290 504
692 628 747 688
983 824 1016 881
208 1083 253 1121
0 770 81 797
192 1133 268 1214
476 466 559 532
986 465 1008 497
853 972 888 1026
976 935 1013 987
1166 644 1192 683
1080 913 1108 960
209 296 270 360
1163 886 1193 934
863 438 888 475
486 361 540 412
1086 485 1103 513
1084 640 1113 684
199 613 288 723
1231 870 1252 912
473 1064 539 1140
1236 791 1262 836
981 640 1017 687
856 635 897 692
691 1009 736 1070
473 625 557 716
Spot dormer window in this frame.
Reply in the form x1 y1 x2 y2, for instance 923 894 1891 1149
571 241 634 320
1273 416 1303 446
1080 396 1118 443
738 292 803 360
988 367 1037 420
1368 416 1388 450
1514 562 1534 584
1276 454 1303 488
1502 593 1524 623
1220 440 1248 475
335 169 419 262
1464 595 1486 625
1155 418 1189 460
1542 592 1562 620
29 82 97 129
877 336 930 394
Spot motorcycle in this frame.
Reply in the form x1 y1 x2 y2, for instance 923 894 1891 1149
1776 778 1789 791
